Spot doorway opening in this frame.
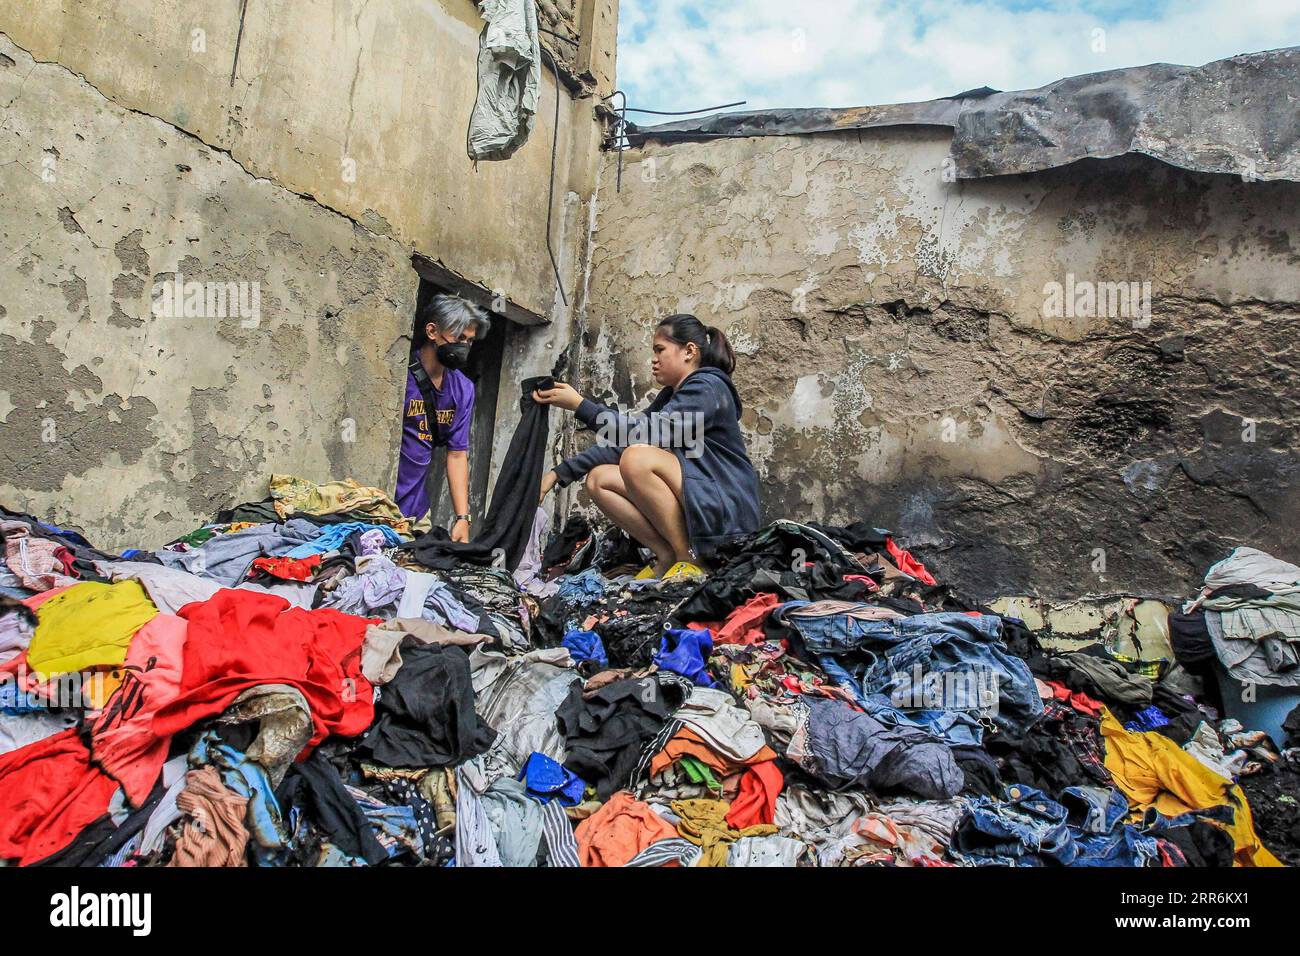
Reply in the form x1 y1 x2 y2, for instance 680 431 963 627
405 255 544 528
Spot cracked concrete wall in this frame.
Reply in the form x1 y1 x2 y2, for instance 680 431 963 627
1 0 613 317
0 0 619 548
580 129 1300 600
0 36 416 544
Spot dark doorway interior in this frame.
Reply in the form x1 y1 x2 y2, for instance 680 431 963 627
410 277 506 527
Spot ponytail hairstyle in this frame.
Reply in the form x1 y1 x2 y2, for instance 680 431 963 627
656 314 737 376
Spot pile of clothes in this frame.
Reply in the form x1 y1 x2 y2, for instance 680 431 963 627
1 482 1295 867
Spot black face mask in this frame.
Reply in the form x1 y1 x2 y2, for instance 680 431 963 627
436 341 471 369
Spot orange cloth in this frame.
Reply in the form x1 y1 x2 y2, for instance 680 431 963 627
575 791 678 867
711 593 781 645
649 727 777 778
725 761 784 829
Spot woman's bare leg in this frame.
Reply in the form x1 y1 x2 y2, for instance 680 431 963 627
618 444 693 565
585 464 676 574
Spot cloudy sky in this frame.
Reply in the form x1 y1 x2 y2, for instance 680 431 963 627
616 0 1300 113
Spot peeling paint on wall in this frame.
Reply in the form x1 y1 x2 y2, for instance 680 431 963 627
0 36 416 547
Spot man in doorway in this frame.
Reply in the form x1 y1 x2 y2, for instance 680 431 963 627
395 293 491 540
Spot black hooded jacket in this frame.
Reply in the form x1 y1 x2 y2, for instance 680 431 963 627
553 367 761 559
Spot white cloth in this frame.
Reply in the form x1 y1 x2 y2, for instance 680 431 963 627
0 709 79 756
1205 547 1300 590
397 571 438 618
672 687 769 763
728 835 805 867
1182 722 1246 780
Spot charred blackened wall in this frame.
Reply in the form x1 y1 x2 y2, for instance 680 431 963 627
578 129 1300 600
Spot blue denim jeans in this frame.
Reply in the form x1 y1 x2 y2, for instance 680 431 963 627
776 606 1043 737
953 784 1078 866
956 784 1160 867
1062 786 1161 866
853 690 986 747
1072 824 1161 866
1061 785 1128 835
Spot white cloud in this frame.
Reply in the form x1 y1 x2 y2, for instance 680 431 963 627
616 0 1300 113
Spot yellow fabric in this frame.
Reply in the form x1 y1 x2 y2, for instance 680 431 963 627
27 580 158 678
1100 708 1281 867
268 474 412 535
730 663 753 692
671 798 778 867
634 565 657 581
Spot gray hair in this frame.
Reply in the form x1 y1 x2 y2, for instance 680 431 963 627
426 293 491 339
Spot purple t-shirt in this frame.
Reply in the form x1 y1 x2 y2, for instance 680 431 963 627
395 367 475 519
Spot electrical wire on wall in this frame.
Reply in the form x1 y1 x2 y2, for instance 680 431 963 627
600 94 747 192
542 45 568 306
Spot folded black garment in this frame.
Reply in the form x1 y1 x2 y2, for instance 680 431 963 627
556 675 688 801
672 523 859 624
276 750 387 865
1169 610 1216 665
1285 701 1300 749
402 377 552 574
356 643 497 769
807 520 890 552
542 514 592 573
1206 583 1274 601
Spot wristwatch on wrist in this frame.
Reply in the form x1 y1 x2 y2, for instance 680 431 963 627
454 514 472 525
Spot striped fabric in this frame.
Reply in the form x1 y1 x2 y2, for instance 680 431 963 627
540 799 581 867
625 837 701 868
454 769 502 867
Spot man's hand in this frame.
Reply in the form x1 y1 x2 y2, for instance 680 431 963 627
538 470 558 504
532 381 583 412
451 518 470 543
